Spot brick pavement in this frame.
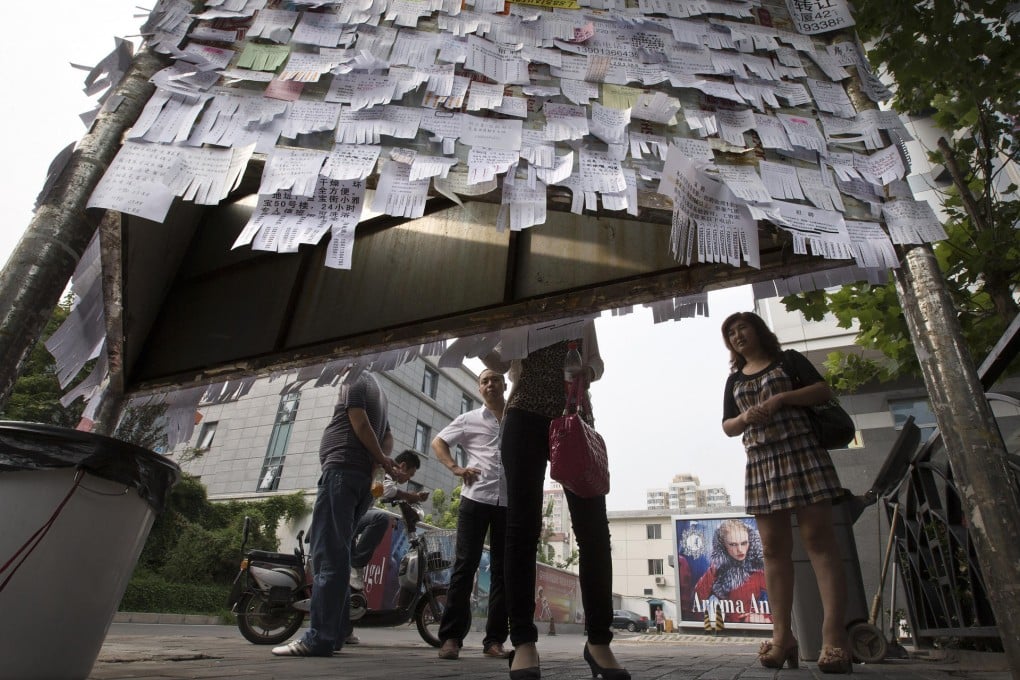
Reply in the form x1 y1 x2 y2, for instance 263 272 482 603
85 624 1011 680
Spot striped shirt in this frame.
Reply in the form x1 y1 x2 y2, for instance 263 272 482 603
319 372 390 475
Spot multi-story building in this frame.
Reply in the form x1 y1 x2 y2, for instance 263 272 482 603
540 483 576 568
168 358 481 519
697 487 731 509
645 474 732 512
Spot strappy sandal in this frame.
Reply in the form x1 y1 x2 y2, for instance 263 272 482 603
758 640 799 669
817 646 853 674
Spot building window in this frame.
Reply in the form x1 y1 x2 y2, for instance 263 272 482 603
647 559 664 575
646 524 662 539
460 393 474 414
407 480 425 496
455 444 467 468
196 422 217 450
643 588 653 596
257 393 299 492
422 367 439 399
889 398 937 441
413 420 431 455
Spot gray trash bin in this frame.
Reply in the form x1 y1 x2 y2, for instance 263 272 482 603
0 422 180 680
789 492 869 662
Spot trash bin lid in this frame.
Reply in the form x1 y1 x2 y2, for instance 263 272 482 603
0 421 180 513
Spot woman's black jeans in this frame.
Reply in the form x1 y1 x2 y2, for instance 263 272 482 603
500 407 614 646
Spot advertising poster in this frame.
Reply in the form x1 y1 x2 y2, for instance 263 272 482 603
675 516 772 629
534 562 582 624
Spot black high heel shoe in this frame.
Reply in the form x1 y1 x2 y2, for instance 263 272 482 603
508 649 541 680
583 644 631 680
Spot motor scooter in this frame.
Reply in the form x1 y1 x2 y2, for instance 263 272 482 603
226 517 311 645
347 499 453 646
227 500 452 646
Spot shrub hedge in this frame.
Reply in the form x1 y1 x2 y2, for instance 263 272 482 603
119 570 231 619
115 472 309 617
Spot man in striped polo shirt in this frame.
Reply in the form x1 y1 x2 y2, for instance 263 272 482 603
273 370 396 658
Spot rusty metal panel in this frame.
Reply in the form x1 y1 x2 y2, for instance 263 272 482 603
122 182 839 391
287 203 510 344
513 211 677 298
125 198 309 381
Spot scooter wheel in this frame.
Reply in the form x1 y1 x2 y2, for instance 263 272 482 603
236 591 305 645
414 589 447 648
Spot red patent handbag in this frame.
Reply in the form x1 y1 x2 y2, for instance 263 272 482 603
548 377 609 498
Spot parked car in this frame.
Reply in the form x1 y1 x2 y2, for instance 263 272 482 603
611 609 649 632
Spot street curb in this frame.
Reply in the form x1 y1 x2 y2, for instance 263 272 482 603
113 612 223 625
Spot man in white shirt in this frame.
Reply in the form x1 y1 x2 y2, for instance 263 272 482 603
433 369 510 660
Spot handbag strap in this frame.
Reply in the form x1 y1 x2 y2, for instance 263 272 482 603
563 374 590 416
780 350 803 388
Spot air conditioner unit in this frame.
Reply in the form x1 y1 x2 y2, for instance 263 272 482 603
654 576 667 585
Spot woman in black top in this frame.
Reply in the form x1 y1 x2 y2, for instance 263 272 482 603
720 311 851 674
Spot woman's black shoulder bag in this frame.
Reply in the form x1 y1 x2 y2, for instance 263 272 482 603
780 350 856 450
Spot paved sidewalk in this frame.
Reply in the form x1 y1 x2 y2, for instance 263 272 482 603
88 624 1011 679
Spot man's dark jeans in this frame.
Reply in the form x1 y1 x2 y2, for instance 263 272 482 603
437 496 508 649
351 508 390 569
299 468 372 654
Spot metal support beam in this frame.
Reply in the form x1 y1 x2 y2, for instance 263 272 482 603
0 48 167 410
893 243 1020 674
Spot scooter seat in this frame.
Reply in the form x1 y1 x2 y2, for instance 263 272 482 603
248 550 303 566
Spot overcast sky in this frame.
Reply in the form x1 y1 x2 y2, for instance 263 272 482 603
2 2 143 271
588 291 753 510
2 2 754 511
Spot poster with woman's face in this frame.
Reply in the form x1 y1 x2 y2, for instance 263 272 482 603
533 562 581 624
674 516 772 629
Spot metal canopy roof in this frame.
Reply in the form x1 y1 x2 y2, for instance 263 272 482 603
113 162 842 392
54 0 893 395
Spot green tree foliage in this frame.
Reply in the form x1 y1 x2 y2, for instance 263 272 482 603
0 297 84 427
136 472 308 585
425 486 461 529
113 401 169 453
783 3 1020 389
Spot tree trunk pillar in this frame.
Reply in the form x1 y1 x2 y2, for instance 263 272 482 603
893 243 1020 674
0 48 167 410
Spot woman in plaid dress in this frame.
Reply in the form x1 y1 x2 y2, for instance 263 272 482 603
720 311 852 674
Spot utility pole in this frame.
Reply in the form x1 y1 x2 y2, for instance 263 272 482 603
893 244 1020 676
0 48 167 410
